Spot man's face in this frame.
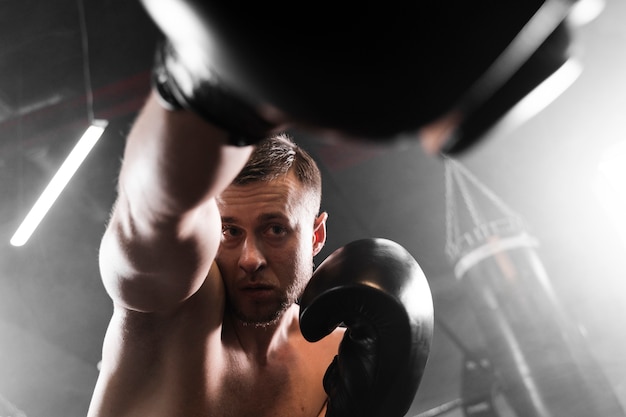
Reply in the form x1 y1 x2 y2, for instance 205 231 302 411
215 171 326 327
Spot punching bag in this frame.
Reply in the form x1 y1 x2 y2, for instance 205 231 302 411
444 158 625 417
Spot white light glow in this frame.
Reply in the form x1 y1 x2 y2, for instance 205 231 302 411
505 58 583 130
594 139 626 252
568 0 605 26
10 121 108 247
483 58 583 142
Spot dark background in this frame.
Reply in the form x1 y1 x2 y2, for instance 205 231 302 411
1 1 625 416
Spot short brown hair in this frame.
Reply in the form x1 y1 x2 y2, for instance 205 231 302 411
234 133 322 214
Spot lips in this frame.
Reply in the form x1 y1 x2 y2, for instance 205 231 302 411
243 285 271 290
240 283 276 298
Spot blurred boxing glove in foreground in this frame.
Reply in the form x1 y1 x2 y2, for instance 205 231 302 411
141 0 581 153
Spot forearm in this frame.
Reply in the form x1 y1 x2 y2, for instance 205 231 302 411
119 91 252 222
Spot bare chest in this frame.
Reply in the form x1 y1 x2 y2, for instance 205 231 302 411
210 351 327 417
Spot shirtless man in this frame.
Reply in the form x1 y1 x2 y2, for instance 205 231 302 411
87 92 341 415
87 1 433 414
87 93 432 417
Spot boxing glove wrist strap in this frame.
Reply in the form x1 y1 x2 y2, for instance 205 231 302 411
151 40 275 147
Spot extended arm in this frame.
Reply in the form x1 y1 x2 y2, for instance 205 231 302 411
99 93 253 313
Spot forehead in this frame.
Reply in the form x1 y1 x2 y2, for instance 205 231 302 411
217 172 308 217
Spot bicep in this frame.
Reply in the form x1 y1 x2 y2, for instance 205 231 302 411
99 196 222 313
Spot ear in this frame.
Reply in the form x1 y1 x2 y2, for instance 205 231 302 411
312 212 328 256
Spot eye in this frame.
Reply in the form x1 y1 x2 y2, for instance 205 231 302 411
222 225 243 241
265 224 288 238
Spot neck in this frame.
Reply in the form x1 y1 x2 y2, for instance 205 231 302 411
225 304 300 364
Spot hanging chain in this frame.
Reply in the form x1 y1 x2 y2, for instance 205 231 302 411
444 157 525 260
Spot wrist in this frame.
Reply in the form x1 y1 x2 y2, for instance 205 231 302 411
151 39 277 147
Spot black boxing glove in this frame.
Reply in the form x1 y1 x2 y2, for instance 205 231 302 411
299 238 434 417
141 0 575 151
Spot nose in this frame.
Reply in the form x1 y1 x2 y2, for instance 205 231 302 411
239 237 266 275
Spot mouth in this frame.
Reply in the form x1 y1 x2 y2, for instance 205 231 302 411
240 284 276 298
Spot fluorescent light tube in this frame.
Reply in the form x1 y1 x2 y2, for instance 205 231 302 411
10 120 108 247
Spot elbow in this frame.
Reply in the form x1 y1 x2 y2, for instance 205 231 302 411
102 271 192 313
98 224 194 313
98 197 219 313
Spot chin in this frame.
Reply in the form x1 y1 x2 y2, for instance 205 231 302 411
239 311 281 328
235 304 288 328
228 291 295 328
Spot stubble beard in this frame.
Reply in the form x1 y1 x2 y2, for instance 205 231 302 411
228 294 291 329
228 274 310 329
